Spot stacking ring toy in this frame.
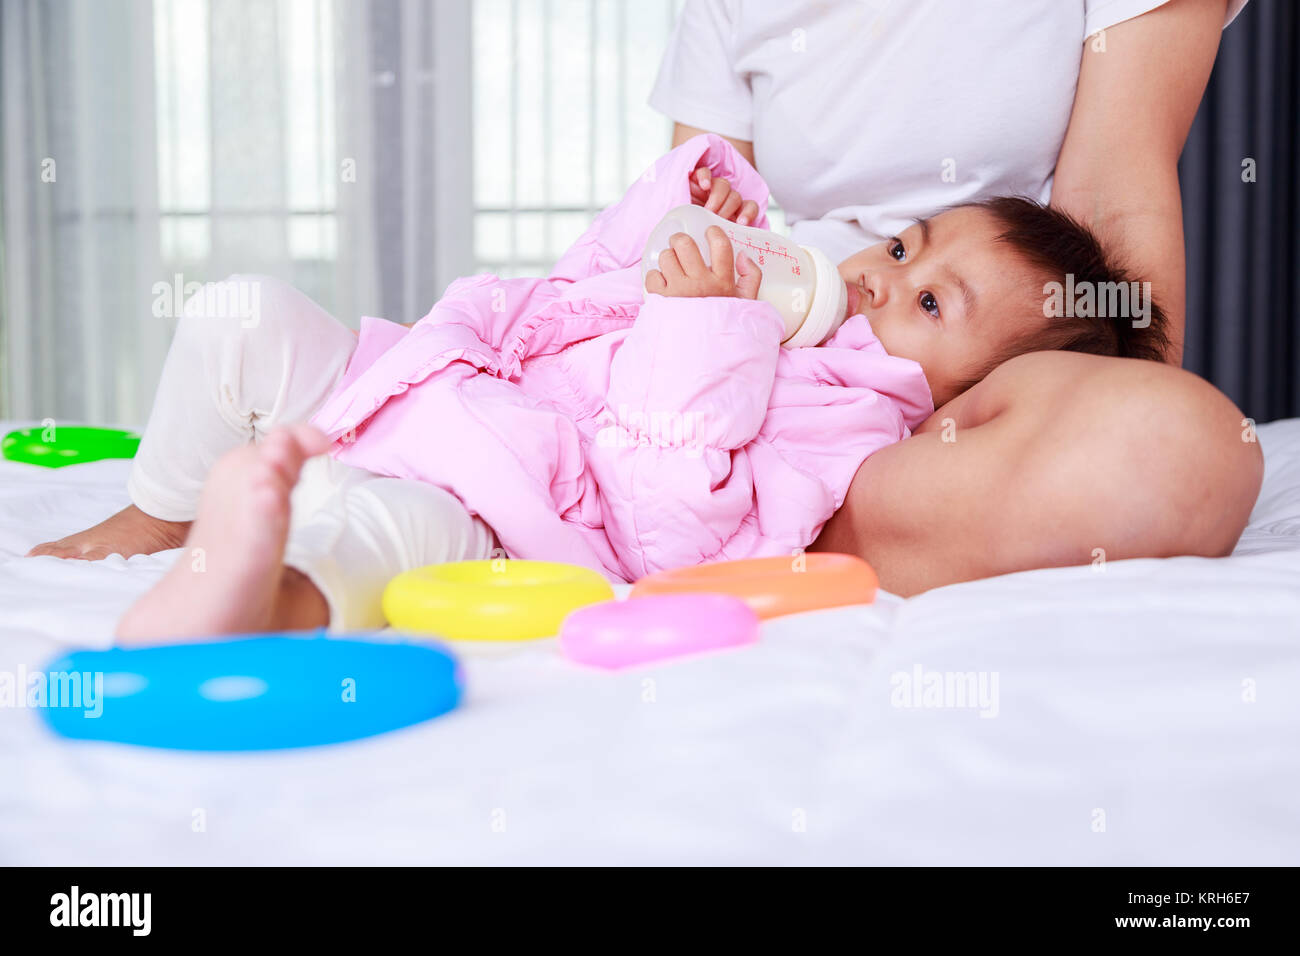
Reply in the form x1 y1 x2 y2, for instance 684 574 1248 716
629 553 877 619
2 426 141 468
383 559 615 641
560 593 759 670
41 633 462 751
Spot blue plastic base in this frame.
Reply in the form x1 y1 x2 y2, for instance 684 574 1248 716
41 632 462 751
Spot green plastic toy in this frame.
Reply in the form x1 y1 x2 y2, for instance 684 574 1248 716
1 426 141 467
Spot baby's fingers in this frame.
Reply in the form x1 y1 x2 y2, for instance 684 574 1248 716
644 269 668 295
704 177 733 213
735 252 762 300
717 190 744 223
705 226 735 283
736 199 759 227
688 166 712 204
669 232 708 276
657 246 685 281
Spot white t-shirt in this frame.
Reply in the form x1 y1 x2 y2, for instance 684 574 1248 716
650 0 1247 262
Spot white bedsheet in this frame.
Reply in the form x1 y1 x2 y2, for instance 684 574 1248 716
2 419 1298 865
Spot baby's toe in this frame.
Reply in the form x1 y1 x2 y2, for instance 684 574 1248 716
27 541 76 559
258 428 310 484
288 424 331 456
78 545 119 561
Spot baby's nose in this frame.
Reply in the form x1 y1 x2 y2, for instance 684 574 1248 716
862 270 889 307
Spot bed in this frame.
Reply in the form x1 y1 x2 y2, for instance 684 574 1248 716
2 418 1298 865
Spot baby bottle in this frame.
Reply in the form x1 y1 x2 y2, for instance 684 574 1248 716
641 205 849 348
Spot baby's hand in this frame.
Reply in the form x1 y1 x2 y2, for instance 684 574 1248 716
644 226 762 300
689 166 760 226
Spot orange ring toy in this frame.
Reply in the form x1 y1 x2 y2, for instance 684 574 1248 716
629 553 877 619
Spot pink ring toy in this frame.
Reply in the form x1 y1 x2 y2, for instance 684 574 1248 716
560 594 760 670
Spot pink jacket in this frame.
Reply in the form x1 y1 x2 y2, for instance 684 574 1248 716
310 135 934 582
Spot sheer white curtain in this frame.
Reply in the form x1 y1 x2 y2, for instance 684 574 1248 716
2 0 166 425
470 0 681 276
1 0 471 425
1 0 680 427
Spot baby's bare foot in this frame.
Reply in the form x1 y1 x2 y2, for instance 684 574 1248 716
27 505 191 561
115 425 331 644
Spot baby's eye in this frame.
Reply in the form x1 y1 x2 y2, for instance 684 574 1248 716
888 238 906 262
919 291 940 318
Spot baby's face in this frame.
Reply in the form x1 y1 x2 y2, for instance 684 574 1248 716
838 207 1046 407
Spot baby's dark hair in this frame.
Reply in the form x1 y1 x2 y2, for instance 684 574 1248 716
954 196 1170 388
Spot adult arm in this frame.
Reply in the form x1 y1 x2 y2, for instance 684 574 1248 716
672 122 754 167
811 350 1262 596
1051 0 1229 361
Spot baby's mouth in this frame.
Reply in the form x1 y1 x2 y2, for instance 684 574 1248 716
845 281 862 318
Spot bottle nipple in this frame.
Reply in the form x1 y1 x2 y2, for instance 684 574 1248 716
783 246 848 348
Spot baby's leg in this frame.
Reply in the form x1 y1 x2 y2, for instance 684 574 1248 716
280 458 498 631
29 275 357 560
116 425 332 641
116 430 496 642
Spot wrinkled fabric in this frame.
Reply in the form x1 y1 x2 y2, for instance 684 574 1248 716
310 135 934 582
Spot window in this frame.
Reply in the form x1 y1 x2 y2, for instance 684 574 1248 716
153 0 338 299
471 0 682 276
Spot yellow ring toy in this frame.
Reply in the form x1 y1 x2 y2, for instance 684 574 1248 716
382 560 615 641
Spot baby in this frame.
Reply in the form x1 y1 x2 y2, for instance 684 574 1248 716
652 184 1168 407
28 135 1167 641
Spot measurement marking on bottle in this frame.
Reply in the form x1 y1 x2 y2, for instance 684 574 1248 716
724 228 801 274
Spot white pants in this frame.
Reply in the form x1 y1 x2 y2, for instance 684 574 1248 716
128 274 497 630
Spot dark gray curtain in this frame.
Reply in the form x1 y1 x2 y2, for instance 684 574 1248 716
1181 0 1299 422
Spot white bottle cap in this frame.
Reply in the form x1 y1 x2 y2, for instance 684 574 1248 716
783 245 848 348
